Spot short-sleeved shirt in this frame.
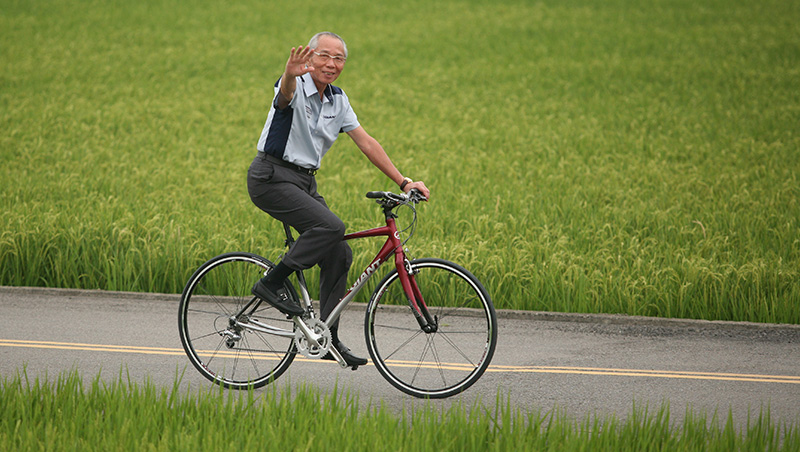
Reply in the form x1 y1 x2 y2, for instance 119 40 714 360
256 73 360 170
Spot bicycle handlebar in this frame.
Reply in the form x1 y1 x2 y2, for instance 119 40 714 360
366 189 427 205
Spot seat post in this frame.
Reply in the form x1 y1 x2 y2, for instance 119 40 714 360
283 222 296 248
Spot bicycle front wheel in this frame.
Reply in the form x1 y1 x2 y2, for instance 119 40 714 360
365 258 497 398
178 252 297 389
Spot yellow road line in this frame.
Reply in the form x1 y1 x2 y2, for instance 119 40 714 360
486 364 800 384
2 339 798 384
0 339 185 355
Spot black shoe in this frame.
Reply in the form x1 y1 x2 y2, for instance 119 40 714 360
322 341 368 369
251 280 304 316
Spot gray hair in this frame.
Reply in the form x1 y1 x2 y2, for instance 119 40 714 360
308 31 348 58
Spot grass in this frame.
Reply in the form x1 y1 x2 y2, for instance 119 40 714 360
1 0 798 323
1 368 798 452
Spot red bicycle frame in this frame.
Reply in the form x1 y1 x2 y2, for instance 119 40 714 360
294 212 435 332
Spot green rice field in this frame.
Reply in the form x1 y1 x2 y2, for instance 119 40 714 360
2 369 798 451
1 0 798 323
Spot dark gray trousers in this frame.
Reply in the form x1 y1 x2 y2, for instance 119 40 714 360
247 156 352 326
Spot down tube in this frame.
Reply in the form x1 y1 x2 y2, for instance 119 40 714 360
324 236 397 326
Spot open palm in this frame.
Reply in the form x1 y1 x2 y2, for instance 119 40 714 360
285 45 315 78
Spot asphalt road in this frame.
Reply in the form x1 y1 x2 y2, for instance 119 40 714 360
2 286 799 429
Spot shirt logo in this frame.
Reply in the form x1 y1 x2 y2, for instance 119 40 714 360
324 115 336 119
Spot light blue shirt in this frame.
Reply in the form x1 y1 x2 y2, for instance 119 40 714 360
257 73 360 170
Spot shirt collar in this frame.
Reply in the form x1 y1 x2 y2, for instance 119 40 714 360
300 73 334 103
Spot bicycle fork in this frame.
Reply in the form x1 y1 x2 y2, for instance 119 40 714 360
398 256 438 333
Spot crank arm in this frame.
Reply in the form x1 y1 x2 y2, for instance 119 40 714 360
326 344 348 368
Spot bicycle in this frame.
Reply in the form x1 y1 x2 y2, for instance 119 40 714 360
178 189 497 398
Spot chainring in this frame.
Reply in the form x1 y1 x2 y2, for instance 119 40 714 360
293 318 331 359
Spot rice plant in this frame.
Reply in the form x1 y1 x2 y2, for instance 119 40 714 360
1 0 798 323
1 369 798 451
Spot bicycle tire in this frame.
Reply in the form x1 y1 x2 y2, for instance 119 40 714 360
365 258 497 398
178 252 297 389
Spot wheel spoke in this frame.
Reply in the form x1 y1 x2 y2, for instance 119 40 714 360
427 336 449 388
190 329 225 342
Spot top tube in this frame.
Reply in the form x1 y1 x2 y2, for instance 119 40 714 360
282 189 426 244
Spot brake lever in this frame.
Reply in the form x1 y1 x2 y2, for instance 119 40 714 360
407 188 427 203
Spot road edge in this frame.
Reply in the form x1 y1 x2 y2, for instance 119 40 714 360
4 285 798 334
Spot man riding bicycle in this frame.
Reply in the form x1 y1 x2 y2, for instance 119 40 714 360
247 32 430 367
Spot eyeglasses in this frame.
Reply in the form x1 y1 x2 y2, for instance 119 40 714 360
313 51 347 65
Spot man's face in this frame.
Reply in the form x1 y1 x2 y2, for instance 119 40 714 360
310 35 346 86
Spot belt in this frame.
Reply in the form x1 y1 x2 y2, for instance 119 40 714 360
258 152 317 176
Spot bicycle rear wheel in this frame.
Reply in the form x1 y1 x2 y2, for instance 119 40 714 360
365 258 497 398
178 252 297 389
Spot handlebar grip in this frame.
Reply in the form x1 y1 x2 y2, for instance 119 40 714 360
366 191 386 199
408 188 428 202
